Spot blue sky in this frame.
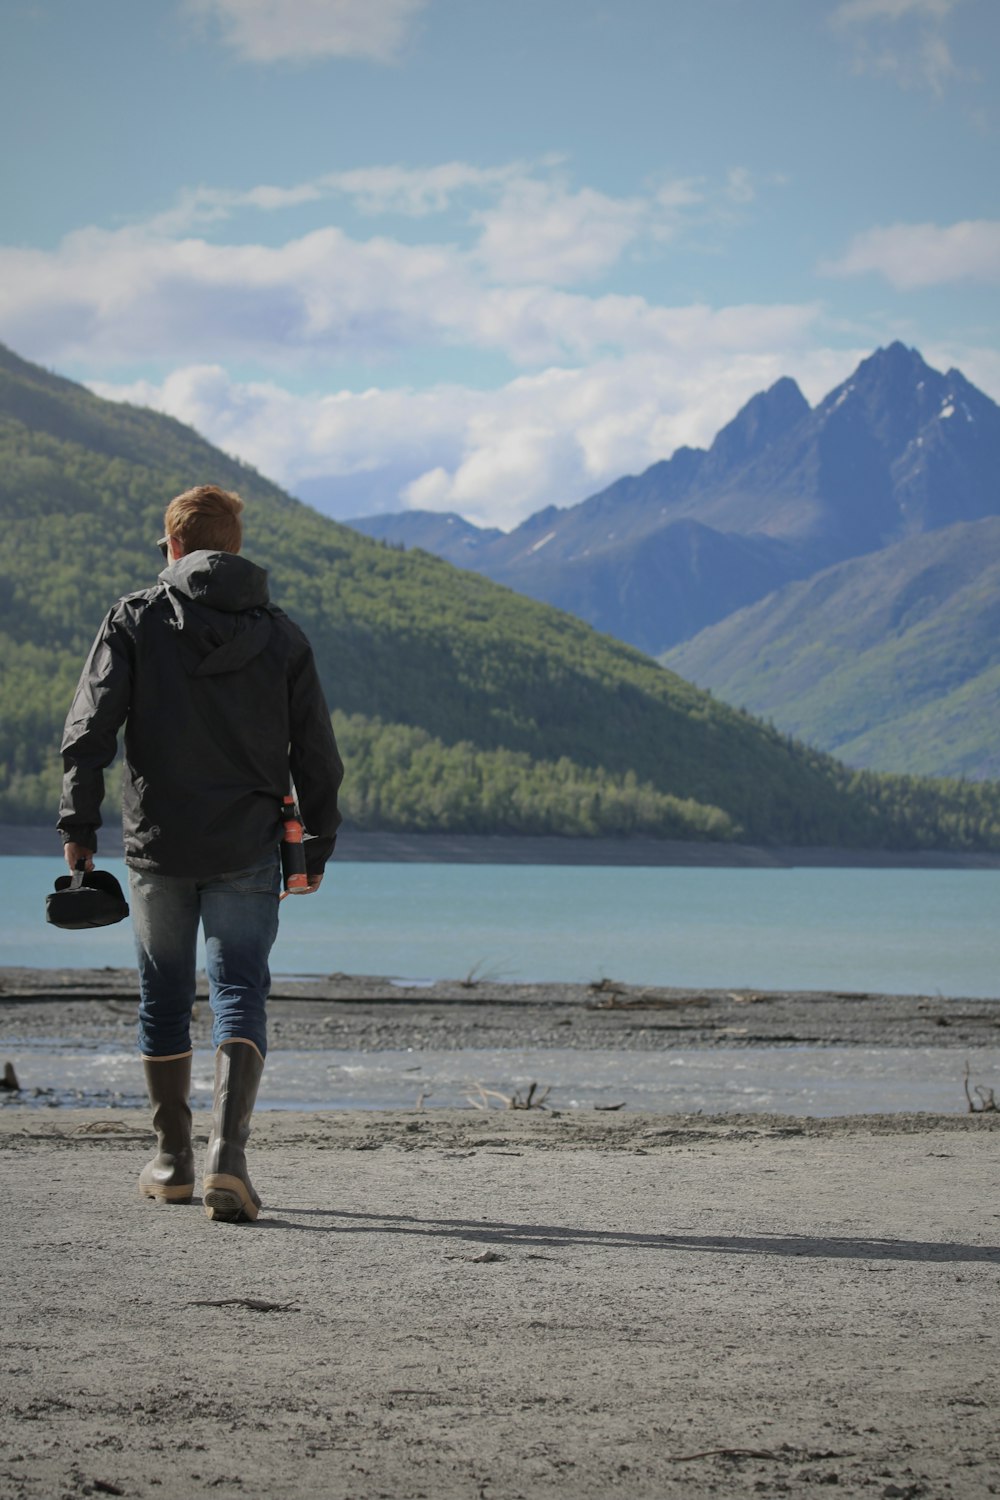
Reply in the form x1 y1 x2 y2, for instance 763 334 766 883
1 0 997 527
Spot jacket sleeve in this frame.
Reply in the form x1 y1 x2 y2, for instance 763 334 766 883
288 640 344 874
57 608 133 853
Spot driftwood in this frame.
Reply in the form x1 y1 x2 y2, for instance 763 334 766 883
963 1060 998 1112
587 978 711 1011
667 1445 850 1464
667 1447 783 1462
188 1298 299 1313
465 1080 551 1111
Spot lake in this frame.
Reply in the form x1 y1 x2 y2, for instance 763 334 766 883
10 855 999 996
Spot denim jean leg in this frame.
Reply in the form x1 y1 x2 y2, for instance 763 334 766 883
128 869 201 1057
199 853 281 1058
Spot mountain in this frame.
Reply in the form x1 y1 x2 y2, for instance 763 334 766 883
355 509 503 560
464 520 806 658
2 339 999 852
706 342 1000 550
664 517 1000 781
349 345 1000 656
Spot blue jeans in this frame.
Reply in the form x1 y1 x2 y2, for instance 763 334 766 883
129 852 281 1059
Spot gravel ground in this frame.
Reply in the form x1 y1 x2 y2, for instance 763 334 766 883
2 968 999 1055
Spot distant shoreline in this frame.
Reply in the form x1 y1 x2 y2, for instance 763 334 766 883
5 823 999 869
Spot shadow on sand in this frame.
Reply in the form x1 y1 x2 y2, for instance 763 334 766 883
254 1205 1000 1264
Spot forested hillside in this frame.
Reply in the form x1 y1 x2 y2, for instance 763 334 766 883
665 518 1000 780
2 341 999 852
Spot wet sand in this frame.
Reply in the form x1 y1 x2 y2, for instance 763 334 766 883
3 968 1000 1497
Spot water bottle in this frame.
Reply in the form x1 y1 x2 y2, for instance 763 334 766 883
280 795 309 894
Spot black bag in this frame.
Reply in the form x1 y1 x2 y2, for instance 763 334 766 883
46 865 130 930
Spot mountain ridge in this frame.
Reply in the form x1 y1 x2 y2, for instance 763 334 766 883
349 343 1000 655
349 343 1000 777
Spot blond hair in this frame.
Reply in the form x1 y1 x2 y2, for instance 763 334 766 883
163 485 244 555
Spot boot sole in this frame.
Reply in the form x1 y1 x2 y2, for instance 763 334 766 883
138 1182 194 1203
203 1173 260 1222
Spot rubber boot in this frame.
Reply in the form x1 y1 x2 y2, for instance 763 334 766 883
138 1053 195 1203
203 1040 265 1222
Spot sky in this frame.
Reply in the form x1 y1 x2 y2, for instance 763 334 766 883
1 0 998 529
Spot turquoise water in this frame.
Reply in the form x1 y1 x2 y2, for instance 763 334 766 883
12 856 1000 996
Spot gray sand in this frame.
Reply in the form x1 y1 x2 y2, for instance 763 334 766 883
2 1108 999 1500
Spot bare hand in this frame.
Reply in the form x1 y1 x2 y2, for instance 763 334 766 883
64 842 95 873
280 872 323 901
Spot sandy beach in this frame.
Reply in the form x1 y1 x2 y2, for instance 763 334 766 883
2 1107 999 1500
3 970 1000 1498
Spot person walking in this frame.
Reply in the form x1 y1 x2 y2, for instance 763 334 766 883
58 484 343 1222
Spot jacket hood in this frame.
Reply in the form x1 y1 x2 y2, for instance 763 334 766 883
159 551 273 678
160 550 270 612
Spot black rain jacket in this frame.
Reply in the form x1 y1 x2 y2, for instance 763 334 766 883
58 551 344 877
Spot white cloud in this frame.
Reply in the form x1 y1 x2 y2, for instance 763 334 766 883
0 204 819 371
186 0 427 64
321 161 530 217
150 161 537 235
831 0 959 22
652 178 705 212
849 30 960 92
148 182 326 235
0 223 472 367
473 181 648 285
725 167 757 205
0 160 850 533
923 341 1000 396
90 342 863 532
822 220 1000 287
143 160 713 285
829 0 966 94
465 170 771 289
45 159 782 414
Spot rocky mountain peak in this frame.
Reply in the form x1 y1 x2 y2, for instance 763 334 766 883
816 342 955 461
705 375 810 476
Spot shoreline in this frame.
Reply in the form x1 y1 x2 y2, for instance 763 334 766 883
5 821 1000 867
4 970 998 1118
4 966 999 1044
